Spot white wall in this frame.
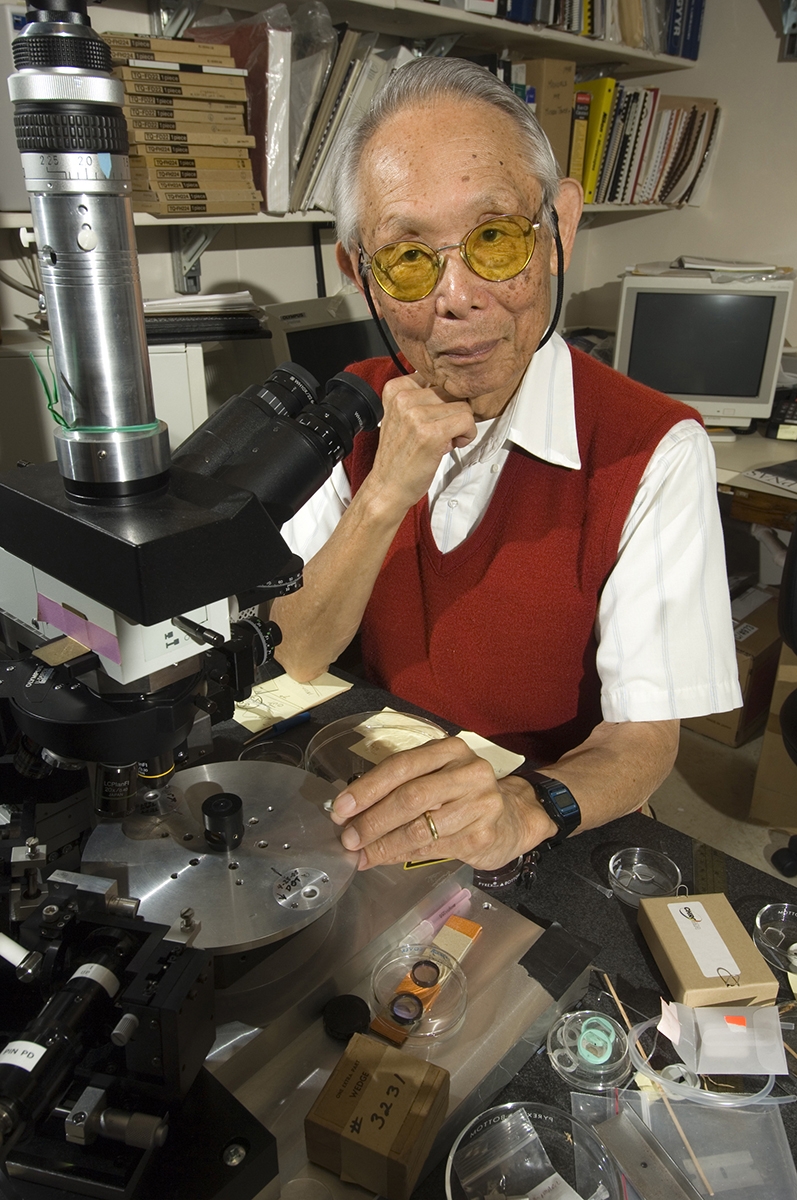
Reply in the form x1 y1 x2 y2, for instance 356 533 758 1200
565 0 797 344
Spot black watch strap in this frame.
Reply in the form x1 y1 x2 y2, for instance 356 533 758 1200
515 769 581 846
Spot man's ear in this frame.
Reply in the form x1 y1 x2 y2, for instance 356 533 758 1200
335 241 384 318
549 178 583 274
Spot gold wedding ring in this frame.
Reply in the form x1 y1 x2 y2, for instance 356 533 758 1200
423 810 439 841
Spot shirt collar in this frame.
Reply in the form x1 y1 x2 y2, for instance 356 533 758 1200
506 331 581 469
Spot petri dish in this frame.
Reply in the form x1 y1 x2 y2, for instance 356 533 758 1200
238 739 304 766
371 944 466 1042
754 902 797 972
446 1101 622 1200
608 847 682 907
304 710 447 785
547 1010 632 1092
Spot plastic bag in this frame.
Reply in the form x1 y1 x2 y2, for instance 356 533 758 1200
189 6 292 212
289 2 336 181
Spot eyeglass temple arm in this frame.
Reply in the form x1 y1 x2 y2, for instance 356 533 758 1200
536 207 563 352
359 253 410 376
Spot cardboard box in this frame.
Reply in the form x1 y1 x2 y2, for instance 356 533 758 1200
682 589 781 747
305 1034 449 1200
638 892 778 1007
749 642 797 831
520 59 576 173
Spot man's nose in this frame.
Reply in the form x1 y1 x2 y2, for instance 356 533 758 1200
433 249 486 317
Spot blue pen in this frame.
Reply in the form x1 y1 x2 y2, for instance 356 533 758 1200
267 712 312 737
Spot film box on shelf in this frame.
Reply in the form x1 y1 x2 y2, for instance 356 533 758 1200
305 1034 449 1200
682 587 781 747
638 892 778 1007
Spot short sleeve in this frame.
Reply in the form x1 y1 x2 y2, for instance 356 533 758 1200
596 419 743 722
279 461 352 563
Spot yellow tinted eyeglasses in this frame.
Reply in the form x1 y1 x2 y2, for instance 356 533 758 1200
360 214 540 303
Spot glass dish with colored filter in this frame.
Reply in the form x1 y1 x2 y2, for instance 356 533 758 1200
546 1010 632 1093
445 1101 622 1200
370 944 467 1042
608 847 682 907
754 902 797 973
304 710 447 787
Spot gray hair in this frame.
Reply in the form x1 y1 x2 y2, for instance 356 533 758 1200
332 56 561 252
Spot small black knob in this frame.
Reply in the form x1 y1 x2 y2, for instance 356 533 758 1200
202 792 244 851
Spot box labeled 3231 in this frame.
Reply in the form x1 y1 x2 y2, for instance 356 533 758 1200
305 1033 449 1200
638 892 778 1007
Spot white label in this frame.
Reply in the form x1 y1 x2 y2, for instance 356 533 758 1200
527 1172 584 1199
668 902 741 979
0 1040 46 1071
69 962 120 998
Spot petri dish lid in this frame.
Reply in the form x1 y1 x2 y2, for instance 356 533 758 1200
754 902 797 972
608 847 682 907
304 710 447 785
547 1010 631 1092
371 943 467 1041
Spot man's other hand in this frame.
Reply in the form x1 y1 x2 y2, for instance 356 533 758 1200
367 374 477 515
328 736 557 870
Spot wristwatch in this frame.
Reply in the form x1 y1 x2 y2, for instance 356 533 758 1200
515 769 581 847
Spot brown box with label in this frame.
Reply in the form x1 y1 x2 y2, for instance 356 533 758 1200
520 59 576 173
682 591 781 747
305 1033 449 1200
749 642 797 831
638 892 778 1007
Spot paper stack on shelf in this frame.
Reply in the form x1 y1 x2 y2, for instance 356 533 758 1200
103 32 262 217
142 290 268 343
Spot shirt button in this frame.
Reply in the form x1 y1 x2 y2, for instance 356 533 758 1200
491 463 500 474
447 499 458 509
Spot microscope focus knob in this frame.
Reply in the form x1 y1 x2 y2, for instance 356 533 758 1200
202 792 244 851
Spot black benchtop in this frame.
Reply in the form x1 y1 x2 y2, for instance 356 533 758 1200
212 672 797 1193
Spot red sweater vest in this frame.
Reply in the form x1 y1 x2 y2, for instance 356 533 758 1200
343 348 701 765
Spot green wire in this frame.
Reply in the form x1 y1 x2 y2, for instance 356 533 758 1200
30 351 67 427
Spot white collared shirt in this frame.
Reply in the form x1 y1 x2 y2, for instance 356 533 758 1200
280 333 742 723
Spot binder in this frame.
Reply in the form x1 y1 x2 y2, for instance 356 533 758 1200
579 77 617 203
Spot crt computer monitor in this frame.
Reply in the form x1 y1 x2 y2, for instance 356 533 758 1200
613 275 793 430
262 290 397 387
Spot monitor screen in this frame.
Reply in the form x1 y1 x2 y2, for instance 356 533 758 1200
613 276 793 430
627 292 776 397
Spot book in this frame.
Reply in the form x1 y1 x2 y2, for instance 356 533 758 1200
579 77 617 203
682 0 706 60
121 80 247 102
685 106 723 207
125 104 244 125
127 129 255 149
127 142 254 159
102 32 232 56
607 86 642 202
627 87 660 203
110 49 233 68
129 153 251 170
307 43 390 213
125 117 247 136
289 27 363 212
665 0 687 55
131 168 254 185
124 95 244 114
521 58 576 175
743 460 797 494
127 59 246 77
133 199 262 215
134 188 262 203
568 90 591 183
595 83 626 203
116 67 246 92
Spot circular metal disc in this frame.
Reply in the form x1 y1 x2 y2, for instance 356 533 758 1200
81 762 358 954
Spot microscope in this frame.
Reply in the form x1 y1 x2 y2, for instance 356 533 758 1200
0 3 382 1196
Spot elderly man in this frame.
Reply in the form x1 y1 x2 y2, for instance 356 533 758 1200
272 57 740 872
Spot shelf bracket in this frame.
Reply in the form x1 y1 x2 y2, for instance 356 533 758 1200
170 224 221 295
149 0 203 39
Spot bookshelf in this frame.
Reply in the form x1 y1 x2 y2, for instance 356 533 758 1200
230 0 696 77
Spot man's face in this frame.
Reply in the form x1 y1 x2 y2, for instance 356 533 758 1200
351 98 555 419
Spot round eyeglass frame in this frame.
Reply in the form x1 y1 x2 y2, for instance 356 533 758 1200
360 213 541 303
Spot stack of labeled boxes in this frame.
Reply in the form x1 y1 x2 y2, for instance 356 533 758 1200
102 32 262 216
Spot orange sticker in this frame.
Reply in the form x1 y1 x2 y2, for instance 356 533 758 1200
724 1015 747 1028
